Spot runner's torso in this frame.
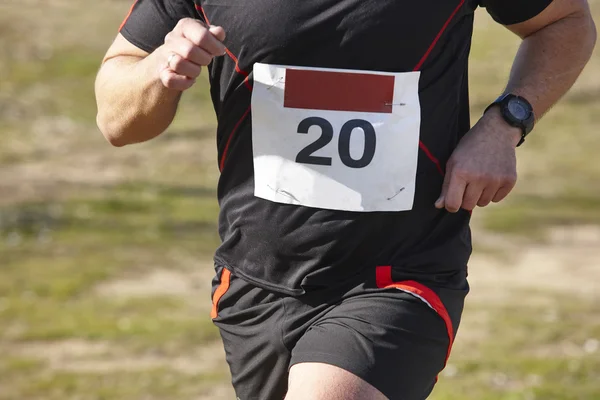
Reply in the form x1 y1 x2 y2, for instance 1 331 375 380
205 0 476 294
122 0 494 294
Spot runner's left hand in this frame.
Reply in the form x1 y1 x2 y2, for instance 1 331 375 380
435 107 522 213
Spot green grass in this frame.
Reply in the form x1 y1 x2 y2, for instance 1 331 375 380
434 293 600 400
1 296 219 348
0 183 220 249
0 367 229 400
482 192 600 235
2 48 214 124
0 183 220 352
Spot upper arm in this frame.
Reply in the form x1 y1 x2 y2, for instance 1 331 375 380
103 0 199 62
103 33 150 64
480 0 592 38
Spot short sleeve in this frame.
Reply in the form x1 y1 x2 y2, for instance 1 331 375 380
119 0 198 53
479 0 554 25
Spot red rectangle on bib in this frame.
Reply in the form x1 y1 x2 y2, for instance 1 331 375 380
284 69 394 114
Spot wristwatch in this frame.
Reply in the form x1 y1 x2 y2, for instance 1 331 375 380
484 94 535 147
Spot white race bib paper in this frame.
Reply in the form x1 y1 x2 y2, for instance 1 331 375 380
251 63 421 212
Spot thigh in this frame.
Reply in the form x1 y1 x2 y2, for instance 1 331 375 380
211 267 290 400
286 362 387 400
289 268 468 400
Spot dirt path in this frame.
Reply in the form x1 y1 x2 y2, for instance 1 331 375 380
470 225 600 301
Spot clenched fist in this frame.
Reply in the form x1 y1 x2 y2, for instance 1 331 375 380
159 18 226 91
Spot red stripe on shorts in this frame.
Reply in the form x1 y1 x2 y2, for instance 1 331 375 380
376 265 455 373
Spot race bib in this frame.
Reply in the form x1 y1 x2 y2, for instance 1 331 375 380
251 63 421 212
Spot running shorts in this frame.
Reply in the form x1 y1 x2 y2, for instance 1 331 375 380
211 264 469 400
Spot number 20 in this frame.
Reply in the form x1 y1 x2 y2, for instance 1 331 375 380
295 117 376 169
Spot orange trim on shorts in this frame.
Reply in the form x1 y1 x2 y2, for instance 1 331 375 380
211 268 231 319
119 1 139 32
375 265 455 374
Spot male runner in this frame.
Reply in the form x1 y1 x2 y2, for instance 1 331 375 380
95 0 596 399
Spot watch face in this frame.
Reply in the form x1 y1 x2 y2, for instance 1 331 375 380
507 98 531 120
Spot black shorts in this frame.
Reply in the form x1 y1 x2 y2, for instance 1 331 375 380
211 265 469 400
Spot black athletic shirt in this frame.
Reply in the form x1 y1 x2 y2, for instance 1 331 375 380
120 0 553 295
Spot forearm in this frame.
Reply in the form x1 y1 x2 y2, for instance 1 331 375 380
95 48 181 147
505 9 596 119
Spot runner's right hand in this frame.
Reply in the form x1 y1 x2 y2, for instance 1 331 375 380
159 18 226 91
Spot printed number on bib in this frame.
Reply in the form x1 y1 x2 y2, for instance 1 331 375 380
251 63 421 212
296 117 376 168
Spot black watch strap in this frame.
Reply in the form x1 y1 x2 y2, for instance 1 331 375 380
484 94 535 147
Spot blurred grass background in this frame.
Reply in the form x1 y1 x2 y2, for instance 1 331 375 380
0 1 598 399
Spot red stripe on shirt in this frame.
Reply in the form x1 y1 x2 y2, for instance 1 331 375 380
195 4 252 91
419 141 445 176
119 0 139 32
219 106 252 172
414 0 466 177
413 0 467 71
195 3 210 24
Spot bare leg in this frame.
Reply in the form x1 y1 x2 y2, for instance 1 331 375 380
284 362 389 400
